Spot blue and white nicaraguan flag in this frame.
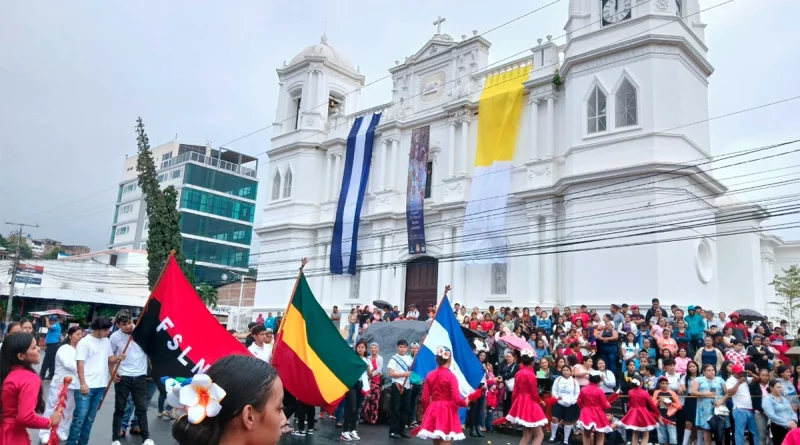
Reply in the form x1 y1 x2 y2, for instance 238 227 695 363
412 295 485 396
330 112 382 275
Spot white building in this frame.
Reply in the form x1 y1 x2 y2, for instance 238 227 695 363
109 141 259 285
0 257 149 308
254 0 800 318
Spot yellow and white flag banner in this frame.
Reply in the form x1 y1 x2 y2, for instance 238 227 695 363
460 65 531 264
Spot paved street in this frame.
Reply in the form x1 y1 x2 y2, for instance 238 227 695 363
30 381 510 445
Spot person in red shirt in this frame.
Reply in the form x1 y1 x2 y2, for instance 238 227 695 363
769 326 790 364
480 314 495 333
571 306 590 328
724 313 749 343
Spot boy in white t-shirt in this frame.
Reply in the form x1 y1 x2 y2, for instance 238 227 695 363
67 316 125 445
109 310 154 445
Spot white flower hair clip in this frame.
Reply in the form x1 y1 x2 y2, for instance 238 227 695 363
631 378 642 387
162 375 227 424
436 346 452 360
520 349 535 358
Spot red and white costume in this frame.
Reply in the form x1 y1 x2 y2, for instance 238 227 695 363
576 382 613 433
619 387 660 431
505 366 548 428
417 366 472 441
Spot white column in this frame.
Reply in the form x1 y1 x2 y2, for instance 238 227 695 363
390 138 399 190
324 154 333 201
318 71 327 108
459 118 469 175
276 82 286 132
324 243 333 303
545 96 555 158
380 234 394 303
448 121 456 178
303 70 313 113
529 216 542 304
442 227 454 289
334 153 343 197
316 241 327 303
529 98 540 160
370 247 381 303
453 226 467 301
542 214 557 305
378 139 388 191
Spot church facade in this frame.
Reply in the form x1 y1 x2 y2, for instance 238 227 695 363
254 0 800 318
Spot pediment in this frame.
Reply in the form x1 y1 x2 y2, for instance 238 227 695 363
408 36 457 64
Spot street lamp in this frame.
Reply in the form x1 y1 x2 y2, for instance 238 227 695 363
221 271 247 331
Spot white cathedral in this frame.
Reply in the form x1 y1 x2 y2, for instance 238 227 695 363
253 0 800 319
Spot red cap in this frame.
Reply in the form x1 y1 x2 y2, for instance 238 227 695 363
631 305 639 309
732 363 745 374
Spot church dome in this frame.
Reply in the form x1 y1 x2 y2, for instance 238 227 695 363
288 34 356 73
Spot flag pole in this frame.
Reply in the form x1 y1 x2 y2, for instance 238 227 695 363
399 284 450 391
99 250 176 409
270 257 308 365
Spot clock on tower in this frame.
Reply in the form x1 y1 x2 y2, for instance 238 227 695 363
601 0 632 26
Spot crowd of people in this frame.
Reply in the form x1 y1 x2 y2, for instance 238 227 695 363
328 299 800 445
5 299 800 445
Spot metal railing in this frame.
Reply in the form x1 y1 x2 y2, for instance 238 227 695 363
160 151 257 178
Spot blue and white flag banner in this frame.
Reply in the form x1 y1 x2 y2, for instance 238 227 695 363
330 112 382 275
412 295 485 396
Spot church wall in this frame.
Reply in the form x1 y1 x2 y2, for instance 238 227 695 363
716 224 764 313
561 180 660 304
652 185 719 307
650 57 711 157
253 228 318 309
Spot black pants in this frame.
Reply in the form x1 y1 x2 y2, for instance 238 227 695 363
390 385 411 434
40 343 59 379
296 401 316 431
771 424 789 445
343 382 365 432
112 375 149 440
283 389 297 420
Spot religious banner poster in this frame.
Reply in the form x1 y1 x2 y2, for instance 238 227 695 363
406 125 430 254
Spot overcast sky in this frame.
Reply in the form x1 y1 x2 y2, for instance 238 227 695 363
1 0 798 258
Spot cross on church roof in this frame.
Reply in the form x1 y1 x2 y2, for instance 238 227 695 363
433 16 446 35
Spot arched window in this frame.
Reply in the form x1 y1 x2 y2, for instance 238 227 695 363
282 168 293 199
271 170 281 201
587 85 607 133
615 78 638 127
491 263 508 295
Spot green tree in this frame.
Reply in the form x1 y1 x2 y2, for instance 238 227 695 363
0 234 7 249
135 117 188 289
44 248 65 259
66 303 91 323
196 284 219 309
6 235 34 259
770 264 800 332
96 307 119 320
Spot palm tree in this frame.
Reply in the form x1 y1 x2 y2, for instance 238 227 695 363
196 284 219 309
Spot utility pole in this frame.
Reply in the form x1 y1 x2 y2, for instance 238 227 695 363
4 221 39 329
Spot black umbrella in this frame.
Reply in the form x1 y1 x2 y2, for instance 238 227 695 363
461 325 487 339
372 299 393 311
733 309 764 322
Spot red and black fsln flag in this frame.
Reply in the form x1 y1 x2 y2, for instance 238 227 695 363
133 255 249 385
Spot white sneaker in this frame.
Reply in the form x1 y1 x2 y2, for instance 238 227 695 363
341 431 352 441
350 431 360 440
143 440 155 445
112 441 122 445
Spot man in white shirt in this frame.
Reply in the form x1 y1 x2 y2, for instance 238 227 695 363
248 325 273 362
68 316 125 445
723 363 759 445
109 310 154 445
387 339 413 439
405 304 420 320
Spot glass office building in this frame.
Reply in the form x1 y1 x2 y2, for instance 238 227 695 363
110 142 258 285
